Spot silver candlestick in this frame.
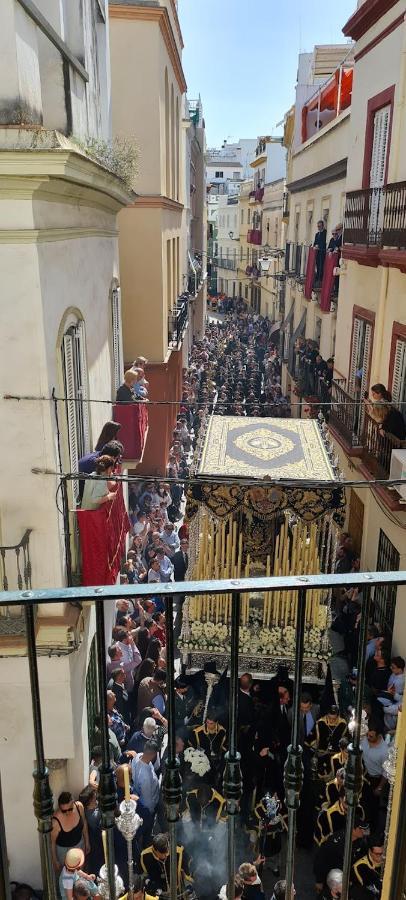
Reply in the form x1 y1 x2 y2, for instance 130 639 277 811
116 798 143 897
382 741 398 867
98 864 125 899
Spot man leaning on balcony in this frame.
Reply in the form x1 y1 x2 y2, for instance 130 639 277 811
313 220 327 283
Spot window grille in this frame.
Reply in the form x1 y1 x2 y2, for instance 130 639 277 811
374 529 400 646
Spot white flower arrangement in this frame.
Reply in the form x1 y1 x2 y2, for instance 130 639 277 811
179 615 329 660
184 747 211 776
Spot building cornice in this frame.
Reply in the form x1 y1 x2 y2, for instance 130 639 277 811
250 155 267 169
287 158 347 194
109 4 187 94
0 148 135 210
0 226 118 243
343 0 400 41
353 12 404 60
130 194 184 211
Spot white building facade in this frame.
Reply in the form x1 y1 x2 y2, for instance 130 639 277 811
0 0 133 883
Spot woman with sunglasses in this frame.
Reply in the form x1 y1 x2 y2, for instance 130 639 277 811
51 791 90 873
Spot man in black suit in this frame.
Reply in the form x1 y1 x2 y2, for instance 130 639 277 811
172 539 189 581
313 219 327 283
173 539 189 642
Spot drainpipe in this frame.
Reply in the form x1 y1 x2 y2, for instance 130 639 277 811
387 13 406 181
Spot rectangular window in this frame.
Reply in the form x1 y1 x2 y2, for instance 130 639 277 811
247 208 251 224
349 315 373 396
374 529 400 647
241 208 244 225
215 170 224 178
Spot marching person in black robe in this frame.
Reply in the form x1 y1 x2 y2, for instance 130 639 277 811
140 833 192 896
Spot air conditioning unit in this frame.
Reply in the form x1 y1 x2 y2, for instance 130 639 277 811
389 448 406 501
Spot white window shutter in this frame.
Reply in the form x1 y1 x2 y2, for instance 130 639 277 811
360 321 372 397
370 105 390 189
349 317 361 394
63 332 80 502
391 339 406 405
111 286 124 393
75 320 91 456
369 106 390 240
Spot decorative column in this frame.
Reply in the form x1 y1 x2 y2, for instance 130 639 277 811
284 587 306 900
24 601 57 899
223 592 242 900
163 592 182 900
341 585 372 900
95 597 118 900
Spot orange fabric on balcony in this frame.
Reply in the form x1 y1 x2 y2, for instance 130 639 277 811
112 402 149 462
301 68 353 141
304 246 317 299
77 484 130 586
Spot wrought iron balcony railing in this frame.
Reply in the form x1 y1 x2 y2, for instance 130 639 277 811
0 529 32 636
361 411 406 480
329 379 362 447
344 181 406 248
1 572 406 900
168 295 189 348
218 257 237 271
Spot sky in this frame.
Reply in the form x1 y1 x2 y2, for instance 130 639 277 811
178 0 356 147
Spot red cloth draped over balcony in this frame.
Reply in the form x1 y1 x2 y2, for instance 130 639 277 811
77 484 130 586
319 250 339 312
112 402 149 462
304 246 317 299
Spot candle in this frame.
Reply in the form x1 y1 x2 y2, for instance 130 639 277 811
124 763 130 802
102 830 108 867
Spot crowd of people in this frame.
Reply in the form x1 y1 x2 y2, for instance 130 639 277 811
184 301 289 418
49 307 405 900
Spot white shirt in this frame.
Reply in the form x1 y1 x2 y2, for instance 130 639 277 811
361 736 389 777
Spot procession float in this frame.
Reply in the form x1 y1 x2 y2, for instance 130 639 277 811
180 414 345 681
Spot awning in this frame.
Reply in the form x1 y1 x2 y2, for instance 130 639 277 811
302 67 353 142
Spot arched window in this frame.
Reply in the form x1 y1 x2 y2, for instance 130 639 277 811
111 282 123 393
61 317 90 502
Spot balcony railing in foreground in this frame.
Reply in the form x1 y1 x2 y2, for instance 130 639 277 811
1 572 406 900
0 529 32 636
329 379 362 447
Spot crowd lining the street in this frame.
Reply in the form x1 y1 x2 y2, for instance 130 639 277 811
46 304 405 900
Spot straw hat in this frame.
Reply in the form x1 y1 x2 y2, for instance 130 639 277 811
65 848 85 870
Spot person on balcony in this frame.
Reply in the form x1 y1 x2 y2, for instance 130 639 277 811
365 383 406 441
94 420 122 451
313 220 327 283
327 225 343 253
78 441 123 502
116 369 139 402
80 456 118 510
